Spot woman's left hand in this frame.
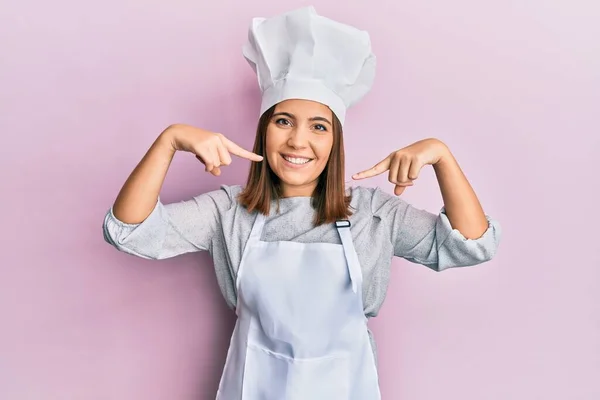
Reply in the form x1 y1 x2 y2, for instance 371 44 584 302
352 138 450 195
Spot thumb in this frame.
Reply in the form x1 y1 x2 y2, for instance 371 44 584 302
394 185 407 196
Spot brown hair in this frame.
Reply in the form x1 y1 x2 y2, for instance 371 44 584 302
238 104 352 226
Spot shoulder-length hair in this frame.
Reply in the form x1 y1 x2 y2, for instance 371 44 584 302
237 104 352 226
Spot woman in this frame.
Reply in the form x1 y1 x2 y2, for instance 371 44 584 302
103 6 501 399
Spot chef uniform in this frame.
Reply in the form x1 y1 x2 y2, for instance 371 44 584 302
216 6 379 399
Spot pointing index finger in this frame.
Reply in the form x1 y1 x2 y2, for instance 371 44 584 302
221 136 263 162
352 156 391 180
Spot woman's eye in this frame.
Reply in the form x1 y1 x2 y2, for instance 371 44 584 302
314 124 327 131
276 118 290 126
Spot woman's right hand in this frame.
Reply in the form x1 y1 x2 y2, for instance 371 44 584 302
164 124 263 176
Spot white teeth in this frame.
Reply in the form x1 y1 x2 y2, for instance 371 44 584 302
283 155 312 165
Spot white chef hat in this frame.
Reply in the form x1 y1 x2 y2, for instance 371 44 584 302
242 6 376 125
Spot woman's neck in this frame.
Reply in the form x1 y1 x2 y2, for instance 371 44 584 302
280 182 317 198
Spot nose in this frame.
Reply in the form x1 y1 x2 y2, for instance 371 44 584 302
287 126 309 149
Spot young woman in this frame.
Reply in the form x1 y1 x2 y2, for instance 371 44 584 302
103 6 501 399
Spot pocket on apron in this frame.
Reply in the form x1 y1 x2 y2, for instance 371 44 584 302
242 342 350 400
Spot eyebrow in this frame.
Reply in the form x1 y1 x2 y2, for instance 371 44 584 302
272 112 332 126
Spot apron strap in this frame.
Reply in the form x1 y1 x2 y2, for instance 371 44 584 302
248 212 267 245
335 220 361 294
235 212 267 301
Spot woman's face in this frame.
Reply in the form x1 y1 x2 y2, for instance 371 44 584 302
265 99 335 197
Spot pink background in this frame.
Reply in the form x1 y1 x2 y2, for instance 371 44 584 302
1 0 599 399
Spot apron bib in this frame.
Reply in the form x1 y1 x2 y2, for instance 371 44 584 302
216 213 380 399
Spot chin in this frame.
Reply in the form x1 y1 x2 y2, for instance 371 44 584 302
275 171 321 195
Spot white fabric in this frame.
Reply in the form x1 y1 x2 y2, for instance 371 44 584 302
242 6 376 125
215 213 381 399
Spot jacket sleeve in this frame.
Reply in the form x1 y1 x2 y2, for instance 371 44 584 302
370 187 502 271
102 188 232 260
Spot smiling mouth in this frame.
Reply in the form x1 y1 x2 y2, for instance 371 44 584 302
281 154 314 165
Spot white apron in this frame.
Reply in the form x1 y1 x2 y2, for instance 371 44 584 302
216 212 381 400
